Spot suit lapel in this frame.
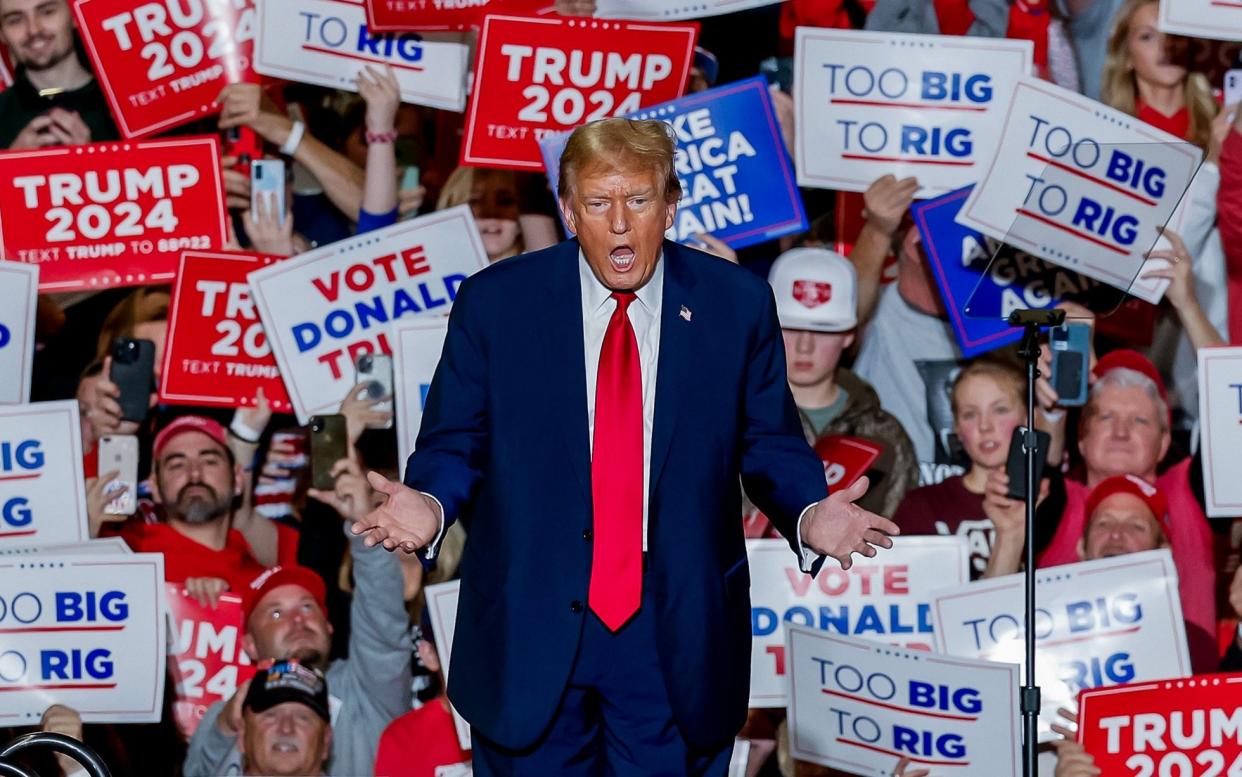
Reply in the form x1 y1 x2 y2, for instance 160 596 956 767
650 243 696 497
536 242 593 508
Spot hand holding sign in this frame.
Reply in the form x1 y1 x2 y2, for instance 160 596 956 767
800 476 900 570
352 472 441 552
863 174 919 235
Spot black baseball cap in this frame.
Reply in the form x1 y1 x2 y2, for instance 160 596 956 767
243 659 330 722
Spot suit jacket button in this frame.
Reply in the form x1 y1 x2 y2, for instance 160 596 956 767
582 529 593 541
570 600 584 613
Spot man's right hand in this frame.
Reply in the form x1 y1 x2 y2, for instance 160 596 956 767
352 472 441 553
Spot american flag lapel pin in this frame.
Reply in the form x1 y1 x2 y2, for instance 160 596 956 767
679 305 692 322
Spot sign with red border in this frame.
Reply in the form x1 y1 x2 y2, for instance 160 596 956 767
0 137 229 292
161 250 292 413
461 14 697 170
73 0 257 138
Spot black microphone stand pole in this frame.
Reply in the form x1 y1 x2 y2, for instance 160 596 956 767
1008 307 1065 777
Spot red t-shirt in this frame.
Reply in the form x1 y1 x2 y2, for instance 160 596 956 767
113 520 268 594
374 698 471 777
893 476 991 579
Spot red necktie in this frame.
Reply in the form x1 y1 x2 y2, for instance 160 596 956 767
589 292 643 631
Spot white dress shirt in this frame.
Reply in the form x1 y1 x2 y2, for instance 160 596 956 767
426 252 822 570
580 251 661 549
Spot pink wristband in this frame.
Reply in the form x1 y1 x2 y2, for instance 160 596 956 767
365 130 397 144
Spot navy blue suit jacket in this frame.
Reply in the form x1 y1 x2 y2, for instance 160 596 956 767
404 238 827 750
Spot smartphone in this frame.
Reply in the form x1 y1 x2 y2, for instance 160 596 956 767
354 352 394 429
251 158 287 226
1049 323 1091 407
398 166 421 222
224 126 261 173
1226 69 1242 110
400 165 420 192
1005 426 1052 502
109 337 156 423
98 435 138 515
309 414 347 491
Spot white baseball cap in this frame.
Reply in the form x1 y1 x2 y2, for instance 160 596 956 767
767 247 858 332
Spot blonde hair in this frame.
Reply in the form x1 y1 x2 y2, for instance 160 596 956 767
436 166 517 212
1100 0 1217 149
950 357 1026 418
557 118 681 202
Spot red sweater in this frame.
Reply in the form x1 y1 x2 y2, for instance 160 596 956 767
1215 129 1242 343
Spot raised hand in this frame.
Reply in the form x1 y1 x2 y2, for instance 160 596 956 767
351 471 442 553
800 476 899 570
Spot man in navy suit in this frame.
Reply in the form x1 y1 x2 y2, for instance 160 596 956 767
356 118 900 775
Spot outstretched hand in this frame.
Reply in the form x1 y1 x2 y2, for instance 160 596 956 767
351 471 442 553
800 476 899 570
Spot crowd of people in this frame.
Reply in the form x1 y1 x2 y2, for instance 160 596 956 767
1 0 1240 774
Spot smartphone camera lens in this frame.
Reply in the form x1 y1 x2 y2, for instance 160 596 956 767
311 418 323 433
358 354 373 371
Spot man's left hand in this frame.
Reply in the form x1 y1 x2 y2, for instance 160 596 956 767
800 476 899 570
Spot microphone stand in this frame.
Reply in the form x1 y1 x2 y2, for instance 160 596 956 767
1007 307 1065 777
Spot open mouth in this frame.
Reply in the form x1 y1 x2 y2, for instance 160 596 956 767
609 245 635 273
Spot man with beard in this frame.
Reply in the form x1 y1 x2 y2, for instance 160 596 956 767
238 660 332 777
185 522 410 773
109 416 268 596
0 0 116 148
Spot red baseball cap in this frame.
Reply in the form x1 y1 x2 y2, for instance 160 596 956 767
1085 474 1169 534
1093 349 1168 408
153 416 230 460
242 565 328 625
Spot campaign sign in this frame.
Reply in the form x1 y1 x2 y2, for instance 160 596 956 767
161 250 292 413
366 0 552 32
913 185 1113 357
0 538 131 557
461 14 697 170
166 585 255 737
931 549 1190 741
595 0 781 19
793 28 1032 197
785 626 1020 776
73 0 257 138
748 536 969 708
255 0 470 112
742 435 883 539
1078 674 1242 774
0 137 228 292
1198 347 1242 518
425 580 470 750
0 402 89 549
0 553 166 724
1159 1 1242 42
958 77 1202 293
0 262 37 405
248 205 486 423
392 318 447 480
537 77 806 248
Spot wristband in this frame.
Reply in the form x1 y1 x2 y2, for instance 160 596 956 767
229 415 263 444
280 120 305 156
365 129 398 145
